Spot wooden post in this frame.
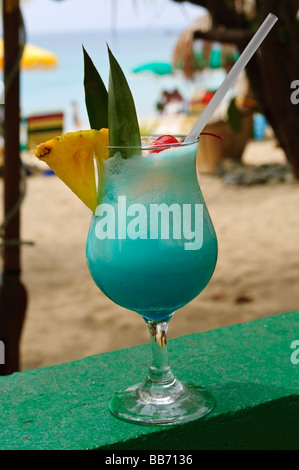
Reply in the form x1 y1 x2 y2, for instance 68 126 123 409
0 0 27 375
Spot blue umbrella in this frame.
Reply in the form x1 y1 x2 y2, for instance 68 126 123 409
132 61 172 76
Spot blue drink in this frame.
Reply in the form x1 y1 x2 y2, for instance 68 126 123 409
86 135 218 425
86 137 217 322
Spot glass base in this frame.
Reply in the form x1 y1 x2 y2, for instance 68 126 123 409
109 382 215 426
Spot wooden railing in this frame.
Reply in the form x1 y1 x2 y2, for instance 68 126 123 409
0 311 298 450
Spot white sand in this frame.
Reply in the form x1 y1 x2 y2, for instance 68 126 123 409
2 138 298 371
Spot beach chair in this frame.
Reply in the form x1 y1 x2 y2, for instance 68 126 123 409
26 111 64 150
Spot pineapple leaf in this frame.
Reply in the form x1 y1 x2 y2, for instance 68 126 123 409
83 46 108 130
107 45 141 158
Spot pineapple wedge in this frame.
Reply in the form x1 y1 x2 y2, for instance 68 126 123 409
34 128 109 211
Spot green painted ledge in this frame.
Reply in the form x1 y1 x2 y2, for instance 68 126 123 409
0 311 298 450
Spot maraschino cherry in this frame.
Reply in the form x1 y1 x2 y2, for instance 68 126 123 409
149 135 180 153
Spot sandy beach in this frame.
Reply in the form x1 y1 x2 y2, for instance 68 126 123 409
2 137 298 371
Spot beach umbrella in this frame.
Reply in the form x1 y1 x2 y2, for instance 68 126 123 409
0 40 58 105
132 61 172 76
172 14 240 79
0 39 58 70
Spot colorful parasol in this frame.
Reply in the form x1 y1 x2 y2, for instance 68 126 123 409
0 39 58 70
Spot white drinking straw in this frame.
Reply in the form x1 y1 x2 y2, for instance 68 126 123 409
185 13 278 142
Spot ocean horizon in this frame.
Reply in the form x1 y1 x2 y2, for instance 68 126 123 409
17 27 227 134
19 28 197 132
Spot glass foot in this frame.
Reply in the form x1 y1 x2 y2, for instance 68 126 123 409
109 382 215 426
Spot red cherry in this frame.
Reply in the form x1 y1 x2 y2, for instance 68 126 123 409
149 135 180 153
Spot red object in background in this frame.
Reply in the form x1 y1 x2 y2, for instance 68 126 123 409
201 91 215 104
149 135 180 153
200 132 224 140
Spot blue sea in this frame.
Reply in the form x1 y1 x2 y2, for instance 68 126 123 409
20 29 195 131
20 28 225 132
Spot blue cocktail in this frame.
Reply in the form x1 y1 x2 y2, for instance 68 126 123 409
86 135 218 425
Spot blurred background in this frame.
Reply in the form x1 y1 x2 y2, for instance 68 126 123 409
5 0 208 131
1 0 299 373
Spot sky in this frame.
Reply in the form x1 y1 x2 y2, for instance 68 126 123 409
18 0 205 34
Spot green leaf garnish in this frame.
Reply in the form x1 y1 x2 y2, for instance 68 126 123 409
107 45 141 159
83 46 108 130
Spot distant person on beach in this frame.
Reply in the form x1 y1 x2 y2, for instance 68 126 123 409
71 101 81 129
156 89 184 114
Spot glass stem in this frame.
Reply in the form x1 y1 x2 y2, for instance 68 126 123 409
138 319 185 404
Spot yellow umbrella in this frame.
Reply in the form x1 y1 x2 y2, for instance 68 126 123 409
0 39 58 69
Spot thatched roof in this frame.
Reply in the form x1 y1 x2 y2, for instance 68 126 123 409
172 13 239 79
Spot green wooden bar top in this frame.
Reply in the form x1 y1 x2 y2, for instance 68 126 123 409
0 311 298 450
